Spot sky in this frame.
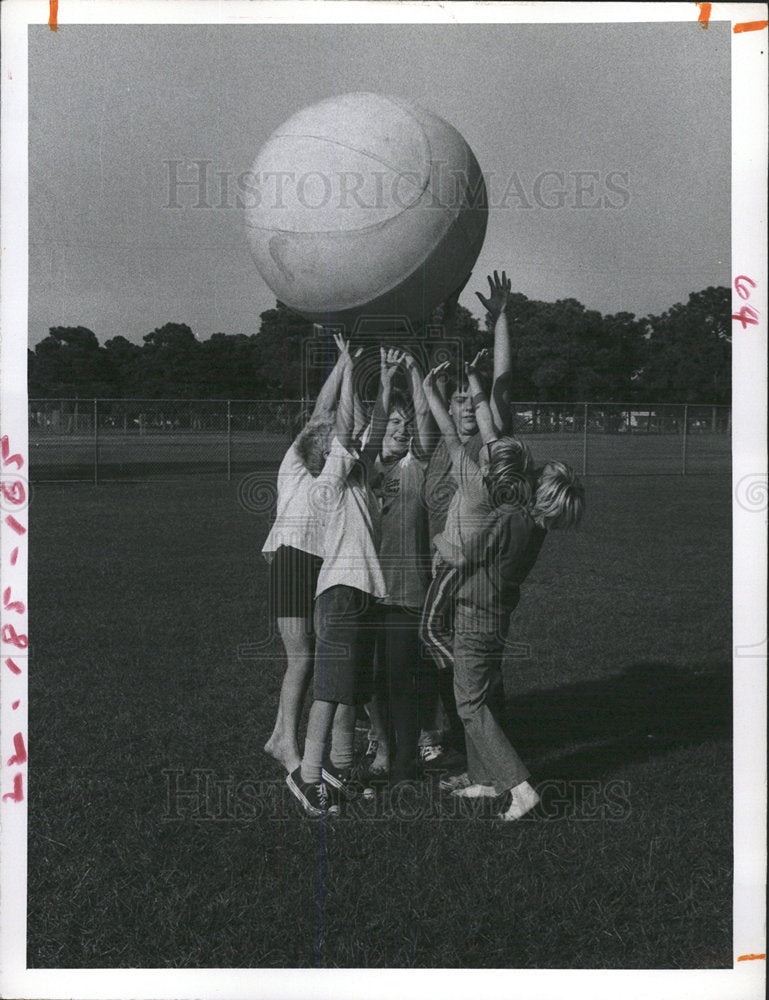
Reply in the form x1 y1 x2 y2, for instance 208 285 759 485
27 18 731 346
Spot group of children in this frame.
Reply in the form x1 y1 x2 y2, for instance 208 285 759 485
261 272 585 822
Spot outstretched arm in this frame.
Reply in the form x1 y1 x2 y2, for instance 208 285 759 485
422 362 463 466
403 351 435 459
335 353 356 451
310 329 354 423
476 271 512 436
362 347 404 463
465 350 498 446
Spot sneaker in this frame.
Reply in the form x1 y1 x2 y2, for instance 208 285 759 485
419 745 466 772
322 763 360 801
286 767 329 818
439 771 472 794
498 780 540 821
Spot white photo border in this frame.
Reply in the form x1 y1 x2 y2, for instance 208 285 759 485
1 2 766 998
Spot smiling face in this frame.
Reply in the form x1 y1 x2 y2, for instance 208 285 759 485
381 407 413 461
449 385 478 440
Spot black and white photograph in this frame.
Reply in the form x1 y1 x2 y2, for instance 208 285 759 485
0 2 766 997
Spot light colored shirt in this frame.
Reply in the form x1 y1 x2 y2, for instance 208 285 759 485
262 442 324 560
433 449 493 569
315 438 387 600
424 433 483 541
434 448 546 613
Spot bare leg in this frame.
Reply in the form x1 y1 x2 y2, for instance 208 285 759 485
364 695 390 773
264 616 313 773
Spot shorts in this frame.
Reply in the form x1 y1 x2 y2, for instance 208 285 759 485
313 586 379 706
269 545 322 619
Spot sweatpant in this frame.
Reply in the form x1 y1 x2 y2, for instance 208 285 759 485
452 602 529 794
419 565 506 746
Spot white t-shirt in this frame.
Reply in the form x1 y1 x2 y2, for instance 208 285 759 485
314 438 387 600
261 442 324 560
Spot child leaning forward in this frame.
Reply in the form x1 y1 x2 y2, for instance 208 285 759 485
422 354 584 821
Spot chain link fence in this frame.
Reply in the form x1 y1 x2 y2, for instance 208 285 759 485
29 399 731 483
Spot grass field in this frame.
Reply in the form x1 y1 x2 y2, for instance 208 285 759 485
28 428 731 479
27 473 732 968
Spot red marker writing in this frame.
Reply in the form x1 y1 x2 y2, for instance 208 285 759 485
2 773 24 803
7 732 27 767
1 436 23 470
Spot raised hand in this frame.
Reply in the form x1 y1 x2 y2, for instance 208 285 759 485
475 270 511 318
465 348 489 378
401 349 423 377
331 330 345 350
332 331 363 366
380 346 406 384
423 360 451 395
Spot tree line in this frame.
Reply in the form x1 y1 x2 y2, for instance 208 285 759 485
28 286 731 404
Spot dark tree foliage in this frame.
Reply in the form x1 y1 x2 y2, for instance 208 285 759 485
253 302 315 398
27 287 731 403
103 336 142 396
636 287 731 404
28 326 116 398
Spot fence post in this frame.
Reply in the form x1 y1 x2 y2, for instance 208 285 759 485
226 400 232 483
682 403 689 475
93 399 99 486
583 402 589 476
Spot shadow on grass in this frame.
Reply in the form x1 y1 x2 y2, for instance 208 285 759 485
501 661 732 781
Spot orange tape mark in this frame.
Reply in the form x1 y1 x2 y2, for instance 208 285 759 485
48 0 58 32
734 20 769 33
737 953 766 961
696 3 712 29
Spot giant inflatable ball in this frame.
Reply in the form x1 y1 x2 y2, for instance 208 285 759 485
245 93 488 329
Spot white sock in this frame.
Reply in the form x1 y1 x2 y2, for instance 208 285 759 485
300 739 324 784
329 729 354 772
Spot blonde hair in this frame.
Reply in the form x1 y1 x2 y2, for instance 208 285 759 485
484 436 534 508
295 419 335 476
531 461 585 530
